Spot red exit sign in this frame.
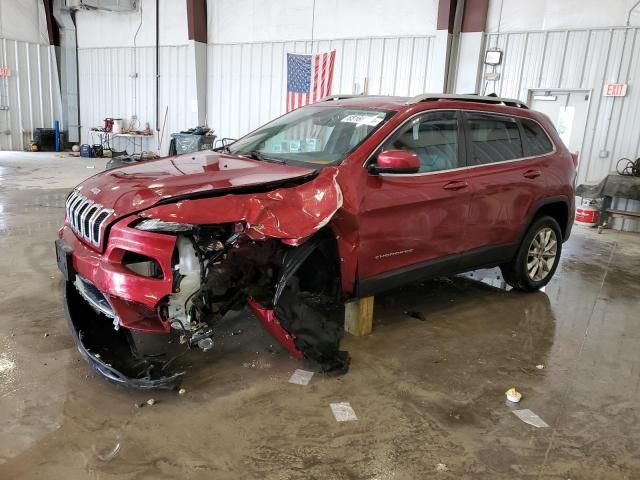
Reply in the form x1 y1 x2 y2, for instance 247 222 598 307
603 83 627 97
0 67 10 77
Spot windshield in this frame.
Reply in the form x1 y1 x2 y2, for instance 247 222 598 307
228 106 392 166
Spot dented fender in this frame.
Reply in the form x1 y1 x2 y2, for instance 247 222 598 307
140 168 343 242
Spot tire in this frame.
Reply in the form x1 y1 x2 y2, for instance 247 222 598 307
501 216 563 292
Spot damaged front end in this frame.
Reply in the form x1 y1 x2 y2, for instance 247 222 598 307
60 168 350 388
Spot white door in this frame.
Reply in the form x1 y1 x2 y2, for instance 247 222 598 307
528 90 590 164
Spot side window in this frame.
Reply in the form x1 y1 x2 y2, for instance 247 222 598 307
521 118 554 156
381 111 460 173
465 112 523 165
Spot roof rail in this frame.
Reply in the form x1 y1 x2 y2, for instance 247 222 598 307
406 93 528 109
317 94 366 102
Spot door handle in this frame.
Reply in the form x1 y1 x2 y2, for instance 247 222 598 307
523 169 541 179
443 181 469 191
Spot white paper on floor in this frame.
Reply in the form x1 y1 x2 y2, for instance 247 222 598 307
512 409 549 428
288 369 314 385
330 402 358 422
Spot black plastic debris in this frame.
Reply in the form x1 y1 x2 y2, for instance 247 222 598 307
273 236 350 375
404 310 426 321
275 289 350 375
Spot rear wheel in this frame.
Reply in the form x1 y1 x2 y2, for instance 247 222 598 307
501 216 562 292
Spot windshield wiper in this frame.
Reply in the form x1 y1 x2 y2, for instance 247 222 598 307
245 150 285 164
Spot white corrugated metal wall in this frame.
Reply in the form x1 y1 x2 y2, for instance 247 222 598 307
0 39 62 150
482 27 640 230
482 27 640 185
207 35 437 140
77 45 196 155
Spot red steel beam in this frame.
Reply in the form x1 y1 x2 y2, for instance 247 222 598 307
461 0 490 32
42 0 60 46
186 0 207 43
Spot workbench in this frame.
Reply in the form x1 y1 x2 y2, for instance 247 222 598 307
89 130 154 155
576 174 640 230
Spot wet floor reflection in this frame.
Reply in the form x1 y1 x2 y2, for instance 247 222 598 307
1 181 640 478
460 267 509 290
0 190 67 236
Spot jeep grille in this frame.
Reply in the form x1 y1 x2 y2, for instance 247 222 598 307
65 190 113 247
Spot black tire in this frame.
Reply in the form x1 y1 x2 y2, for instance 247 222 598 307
501 216 563 292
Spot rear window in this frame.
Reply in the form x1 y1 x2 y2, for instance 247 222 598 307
465 112 523 165
521 118 554 156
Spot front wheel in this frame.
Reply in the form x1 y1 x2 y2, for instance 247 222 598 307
501 216 563 292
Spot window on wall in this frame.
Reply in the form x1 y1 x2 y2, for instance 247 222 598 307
521 118 554 156
465 112 523 165
381 111 460 173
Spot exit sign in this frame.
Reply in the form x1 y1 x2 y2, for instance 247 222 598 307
0 67 10 77
603 83 627 97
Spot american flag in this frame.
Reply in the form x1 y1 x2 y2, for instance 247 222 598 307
286 51 336 112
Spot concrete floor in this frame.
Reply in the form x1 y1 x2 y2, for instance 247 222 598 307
1 152 639 479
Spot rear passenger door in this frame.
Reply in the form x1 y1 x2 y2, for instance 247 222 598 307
462 111 553 260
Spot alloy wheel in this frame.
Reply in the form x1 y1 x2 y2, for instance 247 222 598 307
526 227 558 282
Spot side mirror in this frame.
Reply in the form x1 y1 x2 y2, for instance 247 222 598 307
371 149 420 174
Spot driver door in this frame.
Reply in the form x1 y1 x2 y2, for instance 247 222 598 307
357 110 472 289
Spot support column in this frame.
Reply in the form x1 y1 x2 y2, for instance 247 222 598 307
435 0 463 93
52 0 80 143
454 0 490 94
436 0 490 94
186 0 207 126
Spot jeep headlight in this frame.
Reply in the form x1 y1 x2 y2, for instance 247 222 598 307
135 219 195 233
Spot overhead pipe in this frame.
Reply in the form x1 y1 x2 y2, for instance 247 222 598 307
627 0 640 26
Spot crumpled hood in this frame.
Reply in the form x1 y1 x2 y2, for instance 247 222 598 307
74 151 315 217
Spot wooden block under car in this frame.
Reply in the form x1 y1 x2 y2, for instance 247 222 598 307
344 296 374 336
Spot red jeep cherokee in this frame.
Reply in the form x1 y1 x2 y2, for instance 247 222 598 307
56 94 575 388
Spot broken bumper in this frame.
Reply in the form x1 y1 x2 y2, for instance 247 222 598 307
63 281 185 389
58 219 176 333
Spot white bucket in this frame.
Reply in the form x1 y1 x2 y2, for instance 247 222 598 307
112 118 124 134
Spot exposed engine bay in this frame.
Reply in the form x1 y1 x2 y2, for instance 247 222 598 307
65 224 350 389
59 163 351 388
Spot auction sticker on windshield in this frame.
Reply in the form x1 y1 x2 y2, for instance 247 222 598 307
341 114 385 127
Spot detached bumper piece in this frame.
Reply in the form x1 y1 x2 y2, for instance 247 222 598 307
64 282 185 389
249 296 350 375
274 289 351 375
247 237 351 374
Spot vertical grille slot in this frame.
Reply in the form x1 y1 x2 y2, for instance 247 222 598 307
92 211 111 244
82 205 100 240
74 200 90 231
65 190 113 247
